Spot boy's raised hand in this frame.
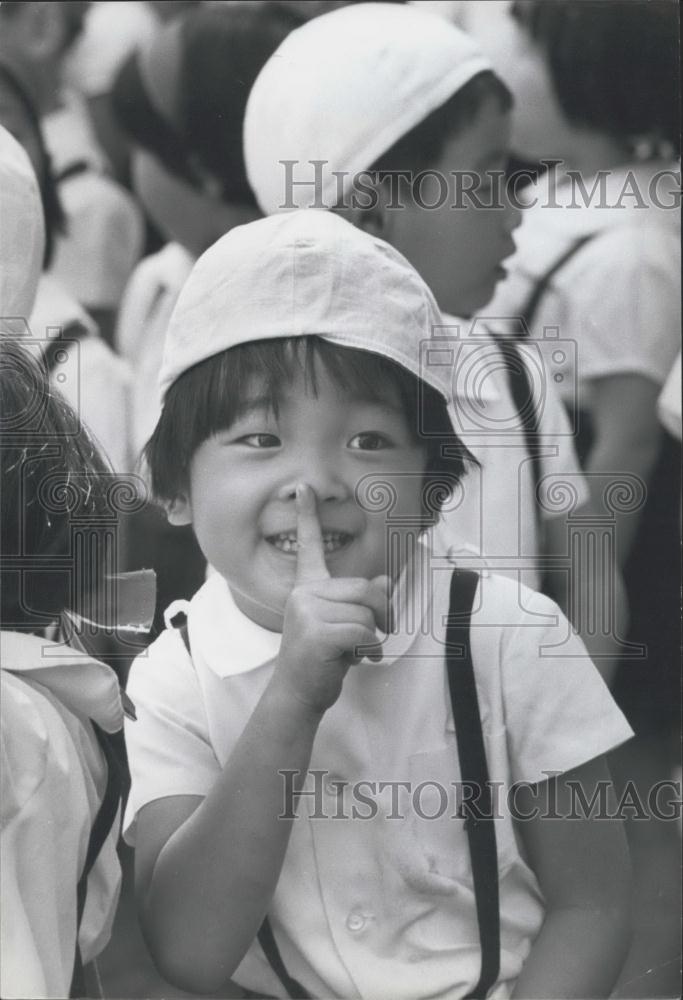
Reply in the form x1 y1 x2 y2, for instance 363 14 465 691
275 483 392 717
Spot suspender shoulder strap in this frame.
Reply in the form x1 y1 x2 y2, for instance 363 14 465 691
519 233 597 333
489 332 542 520
446 569 500 1000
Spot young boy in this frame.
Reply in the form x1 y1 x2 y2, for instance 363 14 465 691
243 1 626 670
124 209 633 999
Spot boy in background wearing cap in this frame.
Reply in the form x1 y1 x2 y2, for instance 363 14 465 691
244 2 625 672
108 2 308 630
124 209 632 1000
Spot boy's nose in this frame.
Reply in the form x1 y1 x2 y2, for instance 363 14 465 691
276 470 350 505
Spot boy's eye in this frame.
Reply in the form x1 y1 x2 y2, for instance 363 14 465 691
348 431 392 451
239 433 280 448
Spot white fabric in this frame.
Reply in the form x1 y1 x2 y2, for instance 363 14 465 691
487 162 682 403
430 315 588 590
244 2 491 216
1 631 123 999
116 242 195 459
0 127 45 330
158 210 450 403
29 275 133 472
658 353 681 441
64 1 158 98
43 92 144 310
124 556 632 1000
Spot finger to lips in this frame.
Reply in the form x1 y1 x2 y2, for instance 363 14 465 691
295 483 330 583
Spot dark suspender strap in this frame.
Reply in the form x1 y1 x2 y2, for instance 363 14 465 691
56 159 91 184
490 333 542 521
177 621 311 999
446 570 500 1000
517 234 596 334
70 723 125 997
257 919 311 999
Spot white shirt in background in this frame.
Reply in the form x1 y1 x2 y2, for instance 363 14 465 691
487 162 682 405
43 90 144 313
116 242 195 461
1 632 123 1000
30 274 133 473
430 315 588 591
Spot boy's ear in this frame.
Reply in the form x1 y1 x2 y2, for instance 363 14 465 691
165 492 193 526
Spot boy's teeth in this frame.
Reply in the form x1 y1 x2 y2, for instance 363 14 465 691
270 531 349 553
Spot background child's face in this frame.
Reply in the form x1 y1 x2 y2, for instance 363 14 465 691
168 362 428 630
386 97 520 317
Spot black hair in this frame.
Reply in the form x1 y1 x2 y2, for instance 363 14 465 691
371 70 513 175
145 337 474 521
0 341 114 631
112 2 307 206
511 0 680 152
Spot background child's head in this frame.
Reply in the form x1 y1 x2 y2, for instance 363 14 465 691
148 210 473 622
111 2 307 256
244 2 519 317
0 340 114 632
499 0 680 164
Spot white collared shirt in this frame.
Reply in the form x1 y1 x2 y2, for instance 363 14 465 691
1 632 123 999
487 161 682 404
124 554 632 1000
430 317 588 591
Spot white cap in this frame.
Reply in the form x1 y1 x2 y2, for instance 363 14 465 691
158 209 450 402
244 2 492 216
0 126 45 332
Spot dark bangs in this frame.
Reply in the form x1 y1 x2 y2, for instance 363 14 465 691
146 337 475 505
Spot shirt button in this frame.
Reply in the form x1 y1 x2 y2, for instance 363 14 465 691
346 911 366 932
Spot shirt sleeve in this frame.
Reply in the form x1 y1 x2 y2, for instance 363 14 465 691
499 587 634 784
571 226 681 388
123 629 222 844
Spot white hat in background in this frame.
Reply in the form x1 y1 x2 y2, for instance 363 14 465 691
0 126 45 331
244 1 492 216
158 208 449 403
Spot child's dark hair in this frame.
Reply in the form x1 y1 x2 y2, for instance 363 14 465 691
112 2 307 206
0 341 114 630
370 71 513 175
145 337 475 522
511 0 680 153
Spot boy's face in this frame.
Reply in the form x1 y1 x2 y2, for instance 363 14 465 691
382 97 520 317
168 362 428 631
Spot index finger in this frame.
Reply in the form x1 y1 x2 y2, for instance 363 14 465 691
295 482 330 583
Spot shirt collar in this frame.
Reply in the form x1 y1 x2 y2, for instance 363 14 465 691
186 546 434 681
0 630 124 733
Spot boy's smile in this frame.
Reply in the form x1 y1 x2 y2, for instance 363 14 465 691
168 362 428 631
